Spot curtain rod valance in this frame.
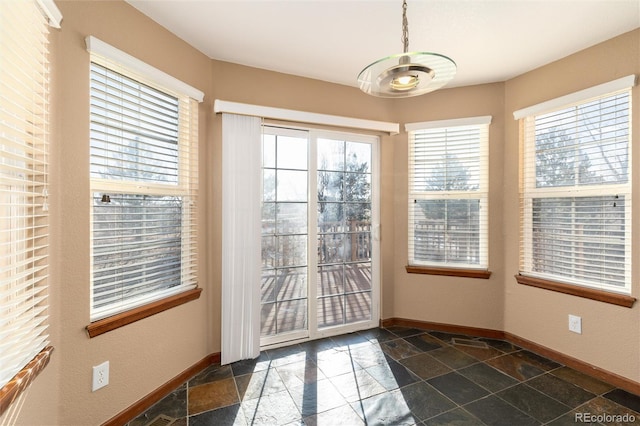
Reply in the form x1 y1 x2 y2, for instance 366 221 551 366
405 115 492 132
86 36 205 102
37 0 62 28
214 99 399 135
513 75 636 120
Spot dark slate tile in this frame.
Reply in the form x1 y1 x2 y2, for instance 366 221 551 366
189 404 247 426
303 403 365 426
229 352 271 376
551 367 615 395
315 348 362 377
497 383 571 423
265 344 306 367
288 378 347 417
241 389 302 425
423 408 485 426
458 362 519 393
511 349 562 371
275 359 325 389
235 368 287 401
189 364 233 386
298 338 337 356
331 331 370 347
527 373 596 408
365 357 420 390
130 331 637 426
358 327 398 343
399 353 452 380
357 389 421 425
380 338 422 360
486 353 546 381
349 343 389 369
604 388 640 413
454 342 505 361
329 369 387 403
428 331 472 344
386 326 426 338
477 338 521 353
188 378 239 415
428 346 478 370
404 334 445 352
427 372 490 405
128 384 187 426
465 395 539 426
399 381 457 421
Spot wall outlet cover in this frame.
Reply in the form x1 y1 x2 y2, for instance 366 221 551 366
92 361 109 391
568 314 582 334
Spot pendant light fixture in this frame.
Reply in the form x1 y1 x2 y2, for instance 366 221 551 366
358 0 456 98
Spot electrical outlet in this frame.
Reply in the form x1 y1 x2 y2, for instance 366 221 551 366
568 314 582 334
92 361 109 391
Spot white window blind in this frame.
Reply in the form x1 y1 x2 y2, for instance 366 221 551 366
88 48 200 321
407 117 490 269
0 0 60 390
519 84 633 293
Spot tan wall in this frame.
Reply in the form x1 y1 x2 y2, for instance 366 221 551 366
4 1 638 424
503 29 640 383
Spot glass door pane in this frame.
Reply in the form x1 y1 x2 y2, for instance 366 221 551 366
317 138 373 330
261 129 309 344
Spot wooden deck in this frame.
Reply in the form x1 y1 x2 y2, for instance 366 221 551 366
261 262 372 336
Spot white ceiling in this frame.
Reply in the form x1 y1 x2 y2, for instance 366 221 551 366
126 0 640 90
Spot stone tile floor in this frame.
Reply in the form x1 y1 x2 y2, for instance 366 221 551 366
128 327 640 425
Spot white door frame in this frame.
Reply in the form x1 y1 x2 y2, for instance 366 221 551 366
260 125 380 349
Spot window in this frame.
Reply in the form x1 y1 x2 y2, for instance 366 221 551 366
87 38 203 325
516 76 635 298
0 0 61 410
407 117 491 273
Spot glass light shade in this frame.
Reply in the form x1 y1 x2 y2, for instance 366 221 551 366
358 51 456 98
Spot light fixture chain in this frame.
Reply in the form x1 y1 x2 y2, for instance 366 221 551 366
401 0 409 53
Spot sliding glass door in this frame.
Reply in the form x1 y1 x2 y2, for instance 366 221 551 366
261 126 379 347
316 137 374 330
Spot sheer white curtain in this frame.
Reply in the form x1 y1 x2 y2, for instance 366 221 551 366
221 113 262 364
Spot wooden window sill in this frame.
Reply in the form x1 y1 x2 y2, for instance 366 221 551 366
0 346 54 417
515 274 636 308
86 288 202 338
406 265 492 279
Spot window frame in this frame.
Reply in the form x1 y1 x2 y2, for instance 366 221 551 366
406 116 491 277
514 76 636 305
86 37 203 333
